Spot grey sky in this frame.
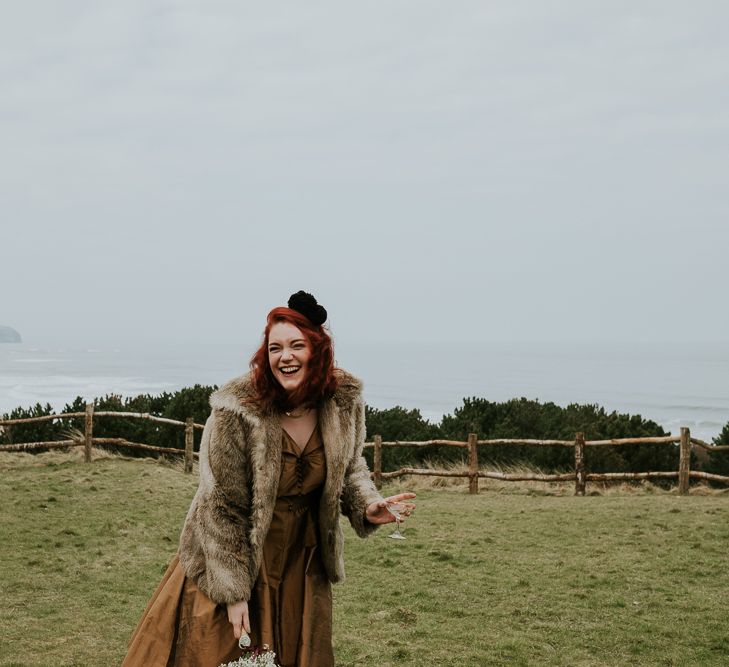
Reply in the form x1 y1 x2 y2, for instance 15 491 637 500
2 2 728 346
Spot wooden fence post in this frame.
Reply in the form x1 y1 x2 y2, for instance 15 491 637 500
84 402 94 463
468 433 479 494
574 432 586 496
185 418 194 474
679 426 691 495
374 434 382 490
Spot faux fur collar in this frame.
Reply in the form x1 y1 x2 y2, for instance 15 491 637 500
209 368 363 421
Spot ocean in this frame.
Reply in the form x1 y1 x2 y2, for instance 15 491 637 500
1 340 727 442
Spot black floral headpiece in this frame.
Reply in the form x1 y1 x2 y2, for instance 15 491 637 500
287 291 327 326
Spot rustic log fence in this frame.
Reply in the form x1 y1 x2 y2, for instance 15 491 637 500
2 409 728 495
0 404 205 472
363 428 729 496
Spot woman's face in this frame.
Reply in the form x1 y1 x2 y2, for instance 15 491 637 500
268 321 312 394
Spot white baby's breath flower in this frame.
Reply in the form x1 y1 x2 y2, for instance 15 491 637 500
218 646 279 667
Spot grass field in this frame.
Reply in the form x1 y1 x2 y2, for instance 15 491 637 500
1 450 728 666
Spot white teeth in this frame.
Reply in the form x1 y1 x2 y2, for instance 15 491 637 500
280 366 300 374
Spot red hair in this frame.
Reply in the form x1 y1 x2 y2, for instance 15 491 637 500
247 307 339 413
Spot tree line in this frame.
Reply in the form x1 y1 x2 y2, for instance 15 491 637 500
2 386 728 477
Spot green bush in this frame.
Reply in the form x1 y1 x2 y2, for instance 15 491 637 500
1 386 217 458
703 421 729 477
0 402 61 448
363 405 441 470
1 387 705 478
414 396 673 474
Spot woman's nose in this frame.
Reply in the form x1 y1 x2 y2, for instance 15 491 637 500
281 348 293 361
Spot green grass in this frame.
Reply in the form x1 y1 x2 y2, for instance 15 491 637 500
1 452 729 666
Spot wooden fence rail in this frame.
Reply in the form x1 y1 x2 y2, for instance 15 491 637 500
0 411 206 429
2 410 728 493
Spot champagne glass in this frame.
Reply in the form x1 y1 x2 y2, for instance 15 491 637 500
386 501 407 540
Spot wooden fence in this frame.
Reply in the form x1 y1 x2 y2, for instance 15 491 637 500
2 408 728 495
364 429 729 495
0 404 204 474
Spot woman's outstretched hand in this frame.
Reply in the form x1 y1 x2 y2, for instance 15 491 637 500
227 600 251 640
365 492 417 525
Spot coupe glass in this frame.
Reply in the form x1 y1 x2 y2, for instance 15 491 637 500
386 501 407 540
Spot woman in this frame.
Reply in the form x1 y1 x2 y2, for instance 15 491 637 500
123 291 416 667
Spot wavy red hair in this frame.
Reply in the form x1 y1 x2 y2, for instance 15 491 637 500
247 307 339 413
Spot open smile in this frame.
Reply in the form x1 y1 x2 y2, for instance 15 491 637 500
279 366 301 376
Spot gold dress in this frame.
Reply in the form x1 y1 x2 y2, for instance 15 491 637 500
122 425 333 667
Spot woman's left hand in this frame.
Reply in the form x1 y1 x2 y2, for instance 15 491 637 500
365 492 417 525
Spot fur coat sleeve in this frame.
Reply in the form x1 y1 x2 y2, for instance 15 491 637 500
339 396 385 537
178 408 255 605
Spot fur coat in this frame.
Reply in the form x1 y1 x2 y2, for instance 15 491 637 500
178 369 385 605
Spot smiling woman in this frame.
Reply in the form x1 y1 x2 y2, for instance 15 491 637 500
248 296 336 415
122 291 416 667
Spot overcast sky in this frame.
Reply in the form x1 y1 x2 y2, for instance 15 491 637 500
2 1 728 347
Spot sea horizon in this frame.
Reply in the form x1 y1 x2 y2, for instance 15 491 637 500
1 339 728 442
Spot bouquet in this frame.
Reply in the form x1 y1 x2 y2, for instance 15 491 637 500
219 644 279 667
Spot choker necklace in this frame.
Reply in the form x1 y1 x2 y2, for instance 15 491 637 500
285 407 310 418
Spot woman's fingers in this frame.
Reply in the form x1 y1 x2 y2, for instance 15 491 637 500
367 494 417 525
243 605 251 635
388 492 417 502
227 600 249 639
381 494 417 515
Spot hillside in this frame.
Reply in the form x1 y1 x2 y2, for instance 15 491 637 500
0 325 21 343
1 452 728 665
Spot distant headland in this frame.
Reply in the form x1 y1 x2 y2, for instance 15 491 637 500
0 326 22 343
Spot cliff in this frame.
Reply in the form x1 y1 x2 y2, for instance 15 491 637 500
0 326 22 343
